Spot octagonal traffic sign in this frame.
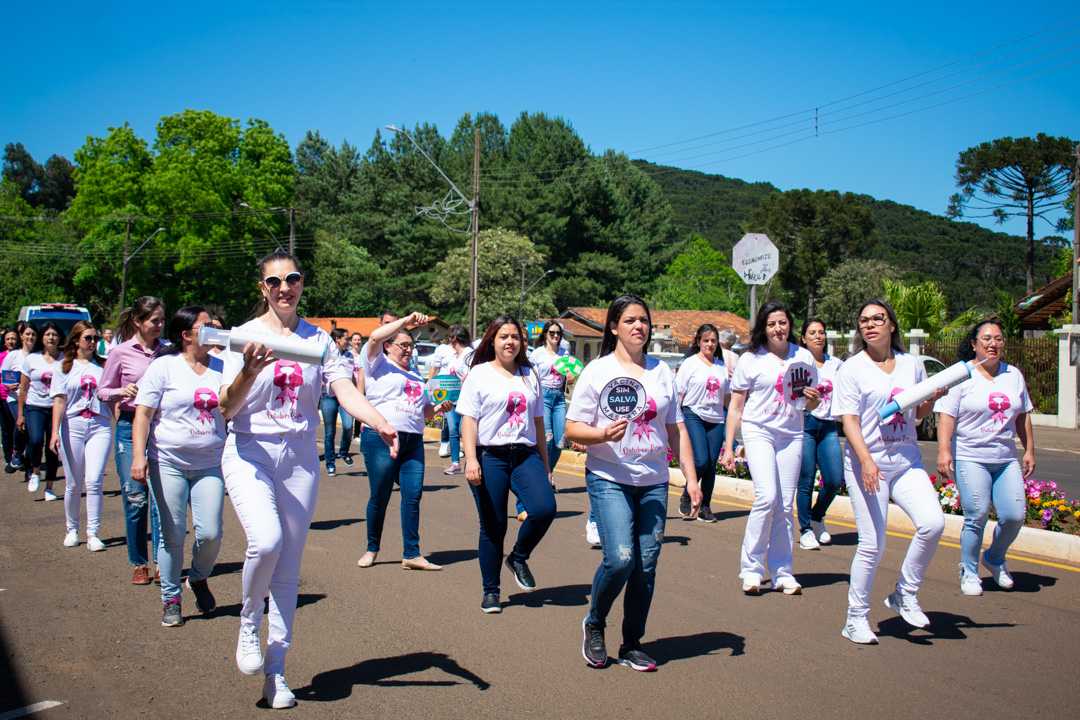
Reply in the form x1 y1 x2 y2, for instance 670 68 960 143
732 233 779 285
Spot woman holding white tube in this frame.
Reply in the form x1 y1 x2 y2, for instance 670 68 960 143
834 299 946 644
49 321 111 551
217 250 398 710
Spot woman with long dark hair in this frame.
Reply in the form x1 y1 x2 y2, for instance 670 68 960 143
530 320 572 474
1 327 23 473
442 325 473 475
320 328 355 476
722 300 819 595
3 323 38 475
17 321 65 500
935 319 1034 595
458 315 556 614
49 321 110 550
834 299 946 644
567 295 702 671
675 323 728 523
131 307 230 627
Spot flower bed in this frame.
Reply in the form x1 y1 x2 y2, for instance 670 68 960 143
666 447 751 480
932 475 1080 535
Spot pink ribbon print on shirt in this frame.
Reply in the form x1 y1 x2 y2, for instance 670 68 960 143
273 360 303 408
194 388 219 425
41 372 53 392
79 375 97 418
705 376 720 402
885 388 907 432
631 397 658 442
403 379 423 406
505 391 527 429
988 392 1011 426
817 378 833 404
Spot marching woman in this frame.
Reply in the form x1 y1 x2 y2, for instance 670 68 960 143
676 323 729 523
529 321 571 476
834 299 946 644
320 328 355 476
4 323 38 475
1 327 24 473
357 311 450 571
442 325 473 475
458 315 556 614
795 318 844 550
49 321 110 550
216 251 398 709
99 296 166 585
17 322 65 500
722 301 819 595
935 319 1034 595
130 307 228 628
567 295 702 671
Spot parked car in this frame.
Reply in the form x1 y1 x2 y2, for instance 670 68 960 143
835 353 946 442
650 351 684 375
18 303 92 338
414 341 438 376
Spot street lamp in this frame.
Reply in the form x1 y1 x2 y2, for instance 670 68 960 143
120 227 165 310
520 268 555 321
240 203 285 253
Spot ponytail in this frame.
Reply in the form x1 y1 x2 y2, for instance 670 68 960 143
117 296 165 343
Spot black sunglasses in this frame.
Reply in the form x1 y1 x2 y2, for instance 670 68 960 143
263 272 303 289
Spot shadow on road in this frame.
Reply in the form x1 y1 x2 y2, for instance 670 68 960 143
214 593 327 618
422 484 458 492
553 509 583 520
212 561 245 577
796 572 849 589
310 517 364 531
292 651 490 701
648 630 747 664
987 571 1057 593
824 531 858 547
508 583 591 608
0 623 29 714
876 611 1014 645
554 486 587 495
662 535 690 546
425 548 479 566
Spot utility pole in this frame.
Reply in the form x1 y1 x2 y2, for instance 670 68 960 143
119 218 132 311
519 260 528 320
1072 143 1078 325
470 129 480 339
289 207 296 256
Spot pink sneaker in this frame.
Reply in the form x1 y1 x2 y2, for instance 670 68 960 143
444 462 462 475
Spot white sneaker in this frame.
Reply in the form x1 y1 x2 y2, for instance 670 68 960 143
27 473 40 492
459 450 465 458
810 519 832 545
43 489 59 502
799 530 820 550
262 673 296 709
438 442 450 458
64 530 79 547
741 573 762 595
775 576 802 595
841 616 879 644
959 564 983 596
236 627 264 675
884 589 930 628
981 552 1014 590
585 520 600 546
87 536 106 552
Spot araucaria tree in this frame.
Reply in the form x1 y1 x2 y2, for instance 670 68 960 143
946 133 1076 295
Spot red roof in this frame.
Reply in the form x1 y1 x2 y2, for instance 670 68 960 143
560 307 749 346
538 317 602 339
305 317 449 338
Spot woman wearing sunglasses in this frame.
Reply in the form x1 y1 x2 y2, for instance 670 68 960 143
834 299 946 644
216 251 398 709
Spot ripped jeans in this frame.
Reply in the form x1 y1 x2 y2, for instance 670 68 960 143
585 471 667 646
115 415 160 566
954 459 1026 577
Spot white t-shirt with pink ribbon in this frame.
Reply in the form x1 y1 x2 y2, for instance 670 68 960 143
529 345 570 390
136 353 227 470
456 362 542 447
933 361 1033 464
566 353 682 488
675 353 728 423
809 354 844 421
361 349 431 435
49 360 107 419
730 343 817 440
834 350 926 473
221 318 350 436
21 353 60 409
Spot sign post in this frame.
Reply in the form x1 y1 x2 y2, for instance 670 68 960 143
731 233 779 320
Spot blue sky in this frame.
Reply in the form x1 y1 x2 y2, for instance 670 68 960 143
4 1 1077 237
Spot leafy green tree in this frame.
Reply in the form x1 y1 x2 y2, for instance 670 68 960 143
947 133 1076 294
2 143 42 206
815 258 898 330
882 279 977 338
994 291 1021 339
300 230 385 318
651 236 747 313
2 143 75 212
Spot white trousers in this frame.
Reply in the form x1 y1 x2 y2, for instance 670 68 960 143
845 459 945 618
739 432 802 581
59 413 112 537
223 431 319 676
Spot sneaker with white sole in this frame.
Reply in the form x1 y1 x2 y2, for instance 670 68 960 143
443 462 462 475
884 589 930 628
841 616 879 644
585 520 600 546
438 442 450 458
64 530 79 547
27 473 40 492
262 673 296 709
582 618 607 668
161 599 183 627
799 530 820 550
616 643 657 672
43 489 58 502
775 576 802 595
810 519 832 544
87 536 106 552
959 564 983 596
236 627 264 675
981 552 1014 590
741 573 762 595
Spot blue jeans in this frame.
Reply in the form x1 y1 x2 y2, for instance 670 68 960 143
586 472 667 645
361 428 424 558
954 459 1026 576
441 413 449 442
320 394 354 466
6 399 27 463
681 408 724 506
471 445 556 594
447 408 462 461
24 405 59 481
148 461 224 602
797 414 843 533
115 416 160 566
542 387 566 471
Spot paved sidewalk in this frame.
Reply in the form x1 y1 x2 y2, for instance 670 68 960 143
1032 426 1080 453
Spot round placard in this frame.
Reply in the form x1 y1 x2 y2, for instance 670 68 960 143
600 377 647 421
782 361 818 411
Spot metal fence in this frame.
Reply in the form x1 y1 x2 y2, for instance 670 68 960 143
925 337 1058 414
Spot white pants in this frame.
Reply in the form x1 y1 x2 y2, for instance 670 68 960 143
740 432 802 581
59 413 112 537
846 459 945 618
223 431 319 676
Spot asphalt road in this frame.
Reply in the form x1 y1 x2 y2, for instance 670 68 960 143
1 438 1078 719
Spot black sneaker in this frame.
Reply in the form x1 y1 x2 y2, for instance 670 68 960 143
481 593 501 614
582 618 607 668
341 454 354 467
697 506 717 523
327 464 336 476
678 492 691 517
4 462 13 474
616 643 657 672
186 577 216 614
161 599 183 627
505 558 536 591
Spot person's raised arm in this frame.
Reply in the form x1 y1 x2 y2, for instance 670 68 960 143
366 312 429 362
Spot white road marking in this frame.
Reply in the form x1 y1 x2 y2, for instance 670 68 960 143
0 701 64 720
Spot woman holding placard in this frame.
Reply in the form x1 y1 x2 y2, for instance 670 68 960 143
357 311 450 571
834 299 945 645
1 323 35 474
18 321 65 500
676 323 729 523
935 319 1034 596
566 295 702 672
458 315 555 614
216 251 398 709
721 300 819 596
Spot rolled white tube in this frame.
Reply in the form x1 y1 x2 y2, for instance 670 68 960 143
877 360 973 424
199 326 327 365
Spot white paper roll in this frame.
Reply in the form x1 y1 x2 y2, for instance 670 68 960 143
877 360 973 424
199 326 327 366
